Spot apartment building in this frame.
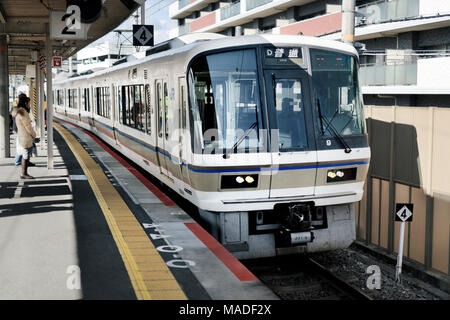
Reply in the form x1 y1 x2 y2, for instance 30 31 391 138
169 0 450 107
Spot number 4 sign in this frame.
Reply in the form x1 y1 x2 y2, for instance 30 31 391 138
395 203 413 222
133 25 154 46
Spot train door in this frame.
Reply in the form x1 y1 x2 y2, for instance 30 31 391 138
178 77 188 180
264 69 317 198
155 79 169 176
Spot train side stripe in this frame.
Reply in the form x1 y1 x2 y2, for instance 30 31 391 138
62 116 369 174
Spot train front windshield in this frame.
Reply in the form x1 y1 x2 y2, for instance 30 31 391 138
188 49 264 154
311 49 366 137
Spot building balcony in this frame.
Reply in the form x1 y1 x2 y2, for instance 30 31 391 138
173 0 316 34
274 11 341 36
356 0 420 26
170 0 219 19
359 62 417 87
360 53 450 94
356 0 450 26
220 2 241 21
246 0 272 11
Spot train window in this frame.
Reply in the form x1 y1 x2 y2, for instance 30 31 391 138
274 79 308 150
68 89 78 109
164 82 169 139
311 49 366 136
57 90 64 106
188 49 263 154
119 85 146 132
135 85 145 132
157 82 162 138
85 88 90 112
118 87 123 124
145 84 151 135
181 85 186 129
94 87 111 119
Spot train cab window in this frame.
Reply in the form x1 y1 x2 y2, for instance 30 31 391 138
274 79 308 150
145 84 151 134
311 49 366 136
188 49 263 154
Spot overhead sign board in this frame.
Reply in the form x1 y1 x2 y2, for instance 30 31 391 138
395 203 413 222
50 6 87 40
25 65 36 78
133 25 154 46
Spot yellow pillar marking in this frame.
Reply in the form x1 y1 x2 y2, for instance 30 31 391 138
54 122 187 300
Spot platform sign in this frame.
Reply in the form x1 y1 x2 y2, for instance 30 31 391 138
50 6 87 40
395 203 413 283
395 203 413 222
39 55 46 70
53 56 62 68
133 25 154 46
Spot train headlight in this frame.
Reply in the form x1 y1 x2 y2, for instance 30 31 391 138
236 176 245 184
326 168 357 183
336 170 344 178
221 174 259 189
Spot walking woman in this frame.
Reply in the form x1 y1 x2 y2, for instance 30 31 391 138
15 106 36 179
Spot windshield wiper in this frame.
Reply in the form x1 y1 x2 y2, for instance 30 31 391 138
223 122 258 159
317 99 352 154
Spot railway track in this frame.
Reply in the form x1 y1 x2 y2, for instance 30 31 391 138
243 254 373 300
80 127 372 300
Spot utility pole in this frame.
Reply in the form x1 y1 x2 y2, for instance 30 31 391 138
341 0 356 45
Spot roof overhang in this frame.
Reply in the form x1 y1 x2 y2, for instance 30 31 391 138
1 0 140 74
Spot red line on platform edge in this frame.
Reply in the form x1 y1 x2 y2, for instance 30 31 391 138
184 222 258 282
55 117 175 206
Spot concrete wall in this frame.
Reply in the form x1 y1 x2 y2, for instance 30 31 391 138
356 106 450 275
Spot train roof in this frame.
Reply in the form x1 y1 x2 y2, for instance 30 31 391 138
54 33 357 85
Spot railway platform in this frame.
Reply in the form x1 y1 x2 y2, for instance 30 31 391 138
0 120 278 300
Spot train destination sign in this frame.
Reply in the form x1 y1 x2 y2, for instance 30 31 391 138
264 46 303 65
133 25 154 46
395 203 413 222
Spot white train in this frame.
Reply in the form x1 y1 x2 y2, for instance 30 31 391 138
53 33 370 259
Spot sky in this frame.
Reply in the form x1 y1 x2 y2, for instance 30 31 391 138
90 0 178 47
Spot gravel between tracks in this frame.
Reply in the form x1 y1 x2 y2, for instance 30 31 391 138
309 244 449 300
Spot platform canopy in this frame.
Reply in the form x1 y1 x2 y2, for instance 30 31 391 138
0 0 141 74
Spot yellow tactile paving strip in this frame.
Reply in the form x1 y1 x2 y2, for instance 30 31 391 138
54 122 187 300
